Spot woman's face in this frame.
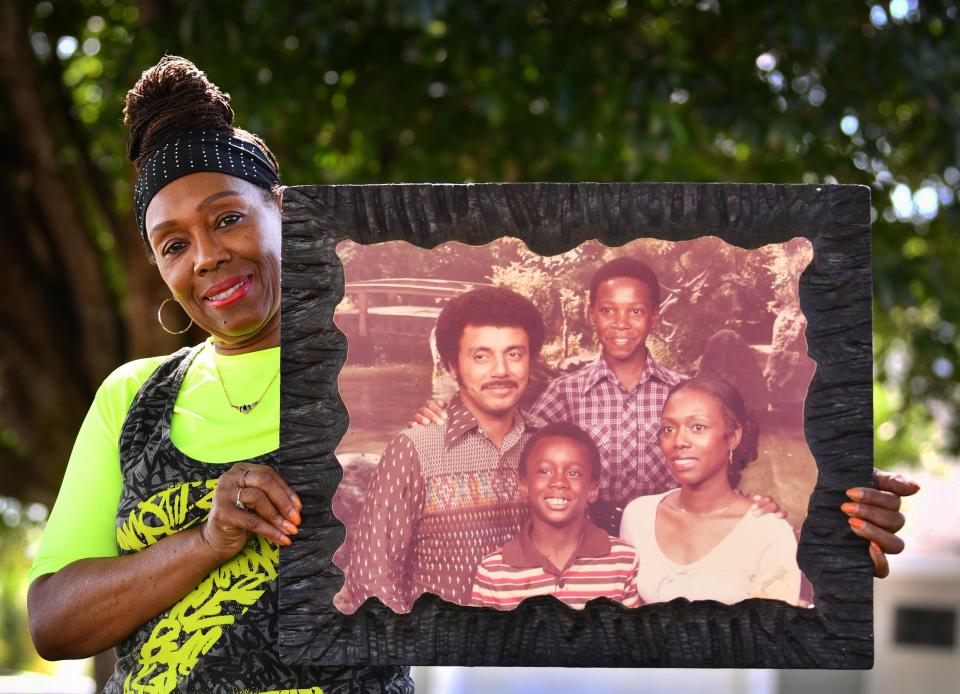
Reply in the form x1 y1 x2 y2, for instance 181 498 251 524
658 387 741 489
145 172 281 354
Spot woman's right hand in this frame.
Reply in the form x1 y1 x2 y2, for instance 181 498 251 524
406 399 448 428
201 463 302 560
29 463 303 660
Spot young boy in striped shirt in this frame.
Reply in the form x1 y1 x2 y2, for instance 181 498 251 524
470 422 641 610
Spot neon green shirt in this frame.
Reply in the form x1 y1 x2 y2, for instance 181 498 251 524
29 339 280 583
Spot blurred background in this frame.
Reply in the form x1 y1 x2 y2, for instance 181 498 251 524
0 0 956 692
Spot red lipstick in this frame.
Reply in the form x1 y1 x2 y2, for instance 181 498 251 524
204 275 253 308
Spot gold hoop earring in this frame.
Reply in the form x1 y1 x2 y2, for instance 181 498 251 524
157 297 194 335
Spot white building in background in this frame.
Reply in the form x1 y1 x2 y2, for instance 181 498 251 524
867 466 960 694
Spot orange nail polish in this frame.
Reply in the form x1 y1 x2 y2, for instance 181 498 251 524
846 488 863 501
849 517 865 529
841 502 858 514
870 541 881 553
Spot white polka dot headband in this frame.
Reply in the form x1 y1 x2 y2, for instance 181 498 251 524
133 130 281 241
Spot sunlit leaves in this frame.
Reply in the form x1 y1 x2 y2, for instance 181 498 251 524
10 0 960 467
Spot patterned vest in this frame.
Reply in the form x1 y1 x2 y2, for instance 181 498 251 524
106 344 411 693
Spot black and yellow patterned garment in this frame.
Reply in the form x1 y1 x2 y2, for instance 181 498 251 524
106 345 412 694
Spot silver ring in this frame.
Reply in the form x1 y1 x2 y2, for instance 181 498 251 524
236 488 247 511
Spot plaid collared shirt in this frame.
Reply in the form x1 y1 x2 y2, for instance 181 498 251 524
347 394 544 612
530 352 686 504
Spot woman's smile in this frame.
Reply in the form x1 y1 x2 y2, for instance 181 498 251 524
670 456 698 472
204 274 254 307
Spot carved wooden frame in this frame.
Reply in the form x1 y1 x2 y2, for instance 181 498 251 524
278 183 873 668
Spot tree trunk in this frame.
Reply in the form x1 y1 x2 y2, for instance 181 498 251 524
0 0 121 388
0 0 180 502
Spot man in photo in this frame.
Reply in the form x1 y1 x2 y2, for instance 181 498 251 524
471 422 641 611
347 287 546 613
416 257 692 534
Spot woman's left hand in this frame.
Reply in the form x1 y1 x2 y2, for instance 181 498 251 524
201 463 303 562
842 468 920 578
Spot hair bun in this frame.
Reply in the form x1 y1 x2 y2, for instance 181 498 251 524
124 56 234 170
735 408 760 467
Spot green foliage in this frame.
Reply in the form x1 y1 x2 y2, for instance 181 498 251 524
0 498 47 672
6 0 958 502
490 240 606 364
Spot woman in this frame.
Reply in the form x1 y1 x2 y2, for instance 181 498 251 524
620 376 803 605
26 57 411 693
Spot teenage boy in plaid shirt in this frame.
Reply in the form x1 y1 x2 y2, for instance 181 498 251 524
527 258 684 533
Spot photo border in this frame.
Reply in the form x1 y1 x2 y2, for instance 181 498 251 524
278 182 873 668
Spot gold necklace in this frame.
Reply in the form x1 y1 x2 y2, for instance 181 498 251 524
211 348 280 414
676 492 742 517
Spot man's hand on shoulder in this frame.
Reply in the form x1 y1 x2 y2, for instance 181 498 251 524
749 494 786 519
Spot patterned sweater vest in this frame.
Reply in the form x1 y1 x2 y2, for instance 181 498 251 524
106 344 410 694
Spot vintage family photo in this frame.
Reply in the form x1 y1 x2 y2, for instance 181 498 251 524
330 235 817 615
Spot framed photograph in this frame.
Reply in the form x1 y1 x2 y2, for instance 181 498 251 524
278 183 873 668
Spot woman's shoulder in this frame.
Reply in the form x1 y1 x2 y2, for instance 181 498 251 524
623 489 674 515
100 354 177 397
741 508 798 543
620 491 674 539
94 349 195 422
103 355 170 384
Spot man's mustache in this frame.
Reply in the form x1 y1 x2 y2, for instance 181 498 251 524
482 379 519 390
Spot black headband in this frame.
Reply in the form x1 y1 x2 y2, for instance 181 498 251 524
133 130 281 241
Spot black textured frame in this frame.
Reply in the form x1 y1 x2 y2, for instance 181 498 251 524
278 183 873 668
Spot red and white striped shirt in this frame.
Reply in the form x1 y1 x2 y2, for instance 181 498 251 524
470 520 642 610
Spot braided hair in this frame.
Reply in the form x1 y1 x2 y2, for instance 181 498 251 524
123 55 279 177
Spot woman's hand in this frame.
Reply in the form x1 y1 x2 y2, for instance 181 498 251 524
842 468 920 578
200 463 302 561
29 465 303 660
406 399 448 428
